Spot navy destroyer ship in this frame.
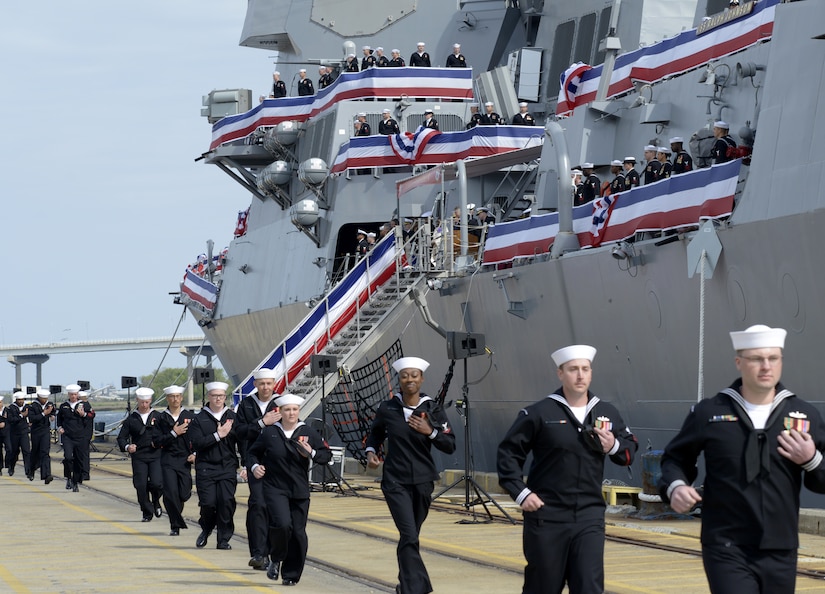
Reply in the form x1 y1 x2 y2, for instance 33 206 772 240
182 0 825 494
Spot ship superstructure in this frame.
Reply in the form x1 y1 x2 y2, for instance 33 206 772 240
183 0 825 499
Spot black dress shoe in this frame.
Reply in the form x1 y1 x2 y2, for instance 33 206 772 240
44 475 53 485
72 483 79 492
8 469 14 476
195 531 209 548
142 515 152 522
282 579 298 586
154 505 163 518
249 556 268 570
266 561 280 581
169 528 179 536
66 479 72 490
216 541 232 550
27 473 34 481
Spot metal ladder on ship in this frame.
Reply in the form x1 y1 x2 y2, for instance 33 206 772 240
282 271 425 418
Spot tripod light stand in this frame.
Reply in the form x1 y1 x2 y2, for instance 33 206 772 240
433 332 515 524
309 354 358 496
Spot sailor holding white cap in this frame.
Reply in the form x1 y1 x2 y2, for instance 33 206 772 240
57 383 95 491
6 390 31 479
511 102 535 126
188 380 239 550
29 388 56 483
410 42 431 67
297 68 314 96
235 368 282 569
498 344 637 594
247 392 331 585
446 42 467 68
117 387 164 522
156 385 196 536
365 356 456 594
711 120 737 165
669 136 694 175
661 325 825 594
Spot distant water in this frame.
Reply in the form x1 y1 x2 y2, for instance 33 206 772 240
95 410 129 430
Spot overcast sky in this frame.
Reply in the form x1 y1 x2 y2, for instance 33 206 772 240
1 2 272 391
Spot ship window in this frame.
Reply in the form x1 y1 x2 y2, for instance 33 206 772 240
548 20 576 101
574 13 597 65
403 113 465 133
594 7 612 65
706 0 729 17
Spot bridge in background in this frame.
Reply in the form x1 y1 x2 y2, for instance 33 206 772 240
2 336 214 398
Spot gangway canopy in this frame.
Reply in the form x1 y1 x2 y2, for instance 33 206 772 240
396 144 542 198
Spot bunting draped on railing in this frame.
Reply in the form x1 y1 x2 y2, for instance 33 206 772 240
330 125 543 173
482 159 742 265
180 269 219 315
232 234 399 399
209 67 474 149
557 0 777 116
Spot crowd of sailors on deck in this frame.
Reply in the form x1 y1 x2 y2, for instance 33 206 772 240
570 121 738 208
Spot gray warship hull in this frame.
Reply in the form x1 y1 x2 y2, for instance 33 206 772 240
189 0 825 499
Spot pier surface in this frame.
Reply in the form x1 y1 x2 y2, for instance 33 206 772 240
3 445 825 593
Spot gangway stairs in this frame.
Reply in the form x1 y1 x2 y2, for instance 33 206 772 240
283 272 424 416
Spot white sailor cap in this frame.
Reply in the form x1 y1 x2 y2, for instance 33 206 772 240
299 68 306 73
0 395 3 402
519 102 528 107
453 43 461 49
551 345 597 367
643 144 657 152
357 112 367 117
205 381 229 394
669 136 684 144
571 169 583 176
367 232 376 238
714 120 729 129
348 53 356 58
467 203 476 210
275 393 305 408
403 218 413 224
581 162 594 169
319 66 326 72
484 101 494 107
362 45 371 51
253 368 277 380
392 357 430 373
37 389 50 397
657 146 672 154
13 391 25 400
163 385 185 395
417 42 426 47
476 206 489 213
391 49 400 54
730 325 787 351
623 156 636 163
376 47 384 52
78 391 89 398
382 108 391 114
424 108 434 114
273 71 280 76
610 159 623 167
135 387 154 400
357 228 367 235
469 102 479 108
421 210 433 218
66 384 81 393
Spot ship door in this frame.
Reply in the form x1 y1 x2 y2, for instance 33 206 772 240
332 222 382 279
